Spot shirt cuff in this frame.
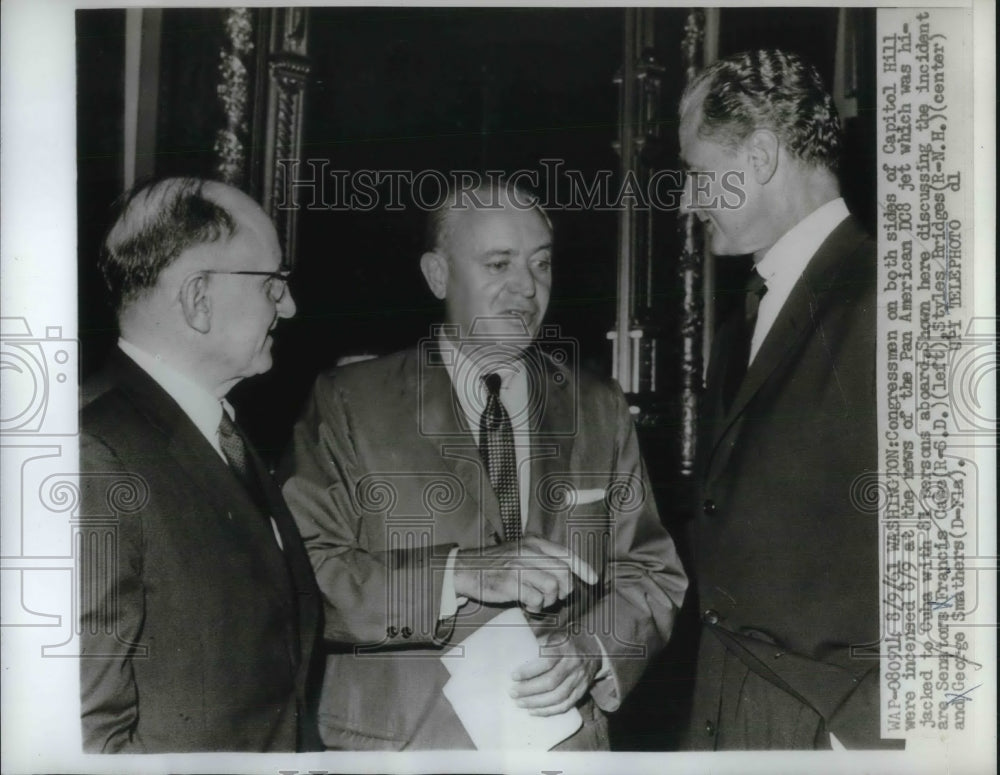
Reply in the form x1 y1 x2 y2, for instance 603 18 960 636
439 546 469 619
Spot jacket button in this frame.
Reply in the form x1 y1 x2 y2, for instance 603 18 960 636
401 626 413 639
703 499 716 515
705 720 716 736
702 609 720 625
387 626 398 638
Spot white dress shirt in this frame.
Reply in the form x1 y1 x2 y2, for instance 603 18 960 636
749 197 850 364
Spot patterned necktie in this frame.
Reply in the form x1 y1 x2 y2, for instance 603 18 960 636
479 373 521 542
218 410 265 505
722 269 768 412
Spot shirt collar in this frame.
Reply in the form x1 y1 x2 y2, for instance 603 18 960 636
118 338 231 452
755 197 850 287
438 336 530 433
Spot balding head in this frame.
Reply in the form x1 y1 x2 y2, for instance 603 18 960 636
424 178 553 257
101 178 245 315
420 179 553 350
101 177 294 396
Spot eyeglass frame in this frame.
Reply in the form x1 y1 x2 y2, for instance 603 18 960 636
199 269 292 303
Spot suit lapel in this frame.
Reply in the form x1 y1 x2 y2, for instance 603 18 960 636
410 347 504 540
527 348 574 538
402 345 576 541
705 216 869 483
246 439 320 668
110 351 295 607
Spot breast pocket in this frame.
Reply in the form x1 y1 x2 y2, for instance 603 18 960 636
534 474 615 580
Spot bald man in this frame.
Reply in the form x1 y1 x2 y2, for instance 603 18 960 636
79 178 321 752
281 180 686 750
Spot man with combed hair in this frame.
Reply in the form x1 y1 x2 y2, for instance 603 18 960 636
679 49 899 749
281 179 687 750
79 177 321 752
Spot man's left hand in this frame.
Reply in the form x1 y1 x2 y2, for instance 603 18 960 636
508 632 601 716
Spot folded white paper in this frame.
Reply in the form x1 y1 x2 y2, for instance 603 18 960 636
441 607 583 750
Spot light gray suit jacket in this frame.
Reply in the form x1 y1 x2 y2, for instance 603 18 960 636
281 342 687 750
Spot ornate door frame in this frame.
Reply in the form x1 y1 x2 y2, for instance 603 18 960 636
216 8 311 266
122 7 312 266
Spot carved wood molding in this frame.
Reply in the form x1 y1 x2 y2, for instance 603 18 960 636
261 9 310 266
209 8 310 264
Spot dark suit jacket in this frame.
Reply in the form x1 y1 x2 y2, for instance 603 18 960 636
687 215 887 748
281 343 687 750
79 350 322 753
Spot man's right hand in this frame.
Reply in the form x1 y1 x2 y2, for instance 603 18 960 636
452 534 598 613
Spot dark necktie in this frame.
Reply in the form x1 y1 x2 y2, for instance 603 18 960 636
479 373 521 542
218 410 266 506
722 269 768 412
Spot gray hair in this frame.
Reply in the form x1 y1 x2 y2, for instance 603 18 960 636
424 175 553 254
680 49 842 172
100 177 237 313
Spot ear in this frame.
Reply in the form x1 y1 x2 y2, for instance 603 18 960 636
420 251 449 300
178 272 212 334
747 129 780 185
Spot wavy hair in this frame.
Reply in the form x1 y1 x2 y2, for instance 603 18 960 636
681 49 842 172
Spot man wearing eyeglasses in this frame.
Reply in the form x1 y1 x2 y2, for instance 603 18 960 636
78 177 321 752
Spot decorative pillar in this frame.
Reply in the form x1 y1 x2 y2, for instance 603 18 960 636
677 8 708 478
214 8 256 188
609 7 665 396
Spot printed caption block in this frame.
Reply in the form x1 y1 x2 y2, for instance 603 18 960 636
877 7 986 742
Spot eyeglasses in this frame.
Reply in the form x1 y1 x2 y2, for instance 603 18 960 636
201 270 291 303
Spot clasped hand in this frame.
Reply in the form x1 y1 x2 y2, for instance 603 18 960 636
453 534 602 714
509 631 602 716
